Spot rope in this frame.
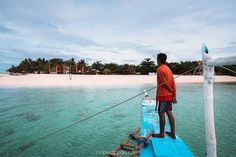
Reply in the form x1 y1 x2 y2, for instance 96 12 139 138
193 65 203 75
18 65 200 152
218 66 236 75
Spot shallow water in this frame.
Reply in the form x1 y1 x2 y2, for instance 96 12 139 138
0 84 235 157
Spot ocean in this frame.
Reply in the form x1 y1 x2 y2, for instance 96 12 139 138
0 84 235 157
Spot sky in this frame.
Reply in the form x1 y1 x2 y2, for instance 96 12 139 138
0 0 236 72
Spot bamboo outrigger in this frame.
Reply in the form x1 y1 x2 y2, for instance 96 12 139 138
107 128 153 157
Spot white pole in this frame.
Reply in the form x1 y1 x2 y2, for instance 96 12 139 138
202 44 217 157
144 89 148 97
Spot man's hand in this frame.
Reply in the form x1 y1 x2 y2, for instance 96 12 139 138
173 97 177 104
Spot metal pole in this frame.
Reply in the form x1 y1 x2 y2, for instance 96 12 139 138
202 44 217 157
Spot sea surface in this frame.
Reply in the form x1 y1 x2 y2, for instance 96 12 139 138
0 84 235 157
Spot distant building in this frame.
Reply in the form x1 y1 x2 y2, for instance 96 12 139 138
149 72 156 75
65 66 70 74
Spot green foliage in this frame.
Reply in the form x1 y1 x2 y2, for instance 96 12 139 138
117 64 128 74
167 61 199 75
140 58 156 75
127 64 137 74
92 61 103 74
6 58 236 75
103 68 112 75
104 63 118 74
215 65 236 76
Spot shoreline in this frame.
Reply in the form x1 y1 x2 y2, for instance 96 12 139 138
0 74 235 88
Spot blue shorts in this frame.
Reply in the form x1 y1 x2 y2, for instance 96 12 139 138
157 101 172 113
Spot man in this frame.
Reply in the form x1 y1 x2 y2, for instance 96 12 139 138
152 53 177 139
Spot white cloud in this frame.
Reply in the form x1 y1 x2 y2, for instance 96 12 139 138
0 0 236 71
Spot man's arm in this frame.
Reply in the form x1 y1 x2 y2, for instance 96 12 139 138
172 77 177 103
158 71 177 103
158 71 174 93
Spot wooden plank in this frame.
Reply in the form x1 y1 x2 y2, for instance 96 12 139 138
107 146 121 157
121 127 140 145
108 128 140 157
121 146 136 152
120 143 136 148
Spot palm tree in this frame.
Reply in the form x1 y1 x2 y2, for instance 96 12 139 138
92 61 104 74
77 59 86 74
140 58 156 75
104 63 118 74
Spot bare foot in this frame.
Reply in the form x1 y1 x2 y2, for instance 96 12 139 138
165 131 176 139
152 134 164 138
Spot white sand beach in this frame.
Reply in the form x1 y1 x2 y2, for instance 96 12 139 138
0 74 235 88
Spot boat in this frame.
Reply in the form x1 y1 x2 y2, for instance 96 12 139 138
108 91 194 157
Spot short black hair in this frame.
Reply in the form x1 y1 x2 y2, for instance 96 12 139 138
157 53 167 64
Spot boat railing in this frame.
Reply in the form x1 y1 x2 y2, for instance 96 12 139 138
202 44 236 157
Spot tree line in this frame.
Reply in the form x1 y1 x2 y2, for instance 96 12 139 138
7 57 236 75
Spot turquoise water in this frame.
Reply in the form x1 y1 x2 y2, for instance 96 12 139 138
0 84 235 157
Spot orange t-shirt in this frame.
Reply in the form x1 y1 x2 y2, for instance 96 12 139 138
156 64 176 101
